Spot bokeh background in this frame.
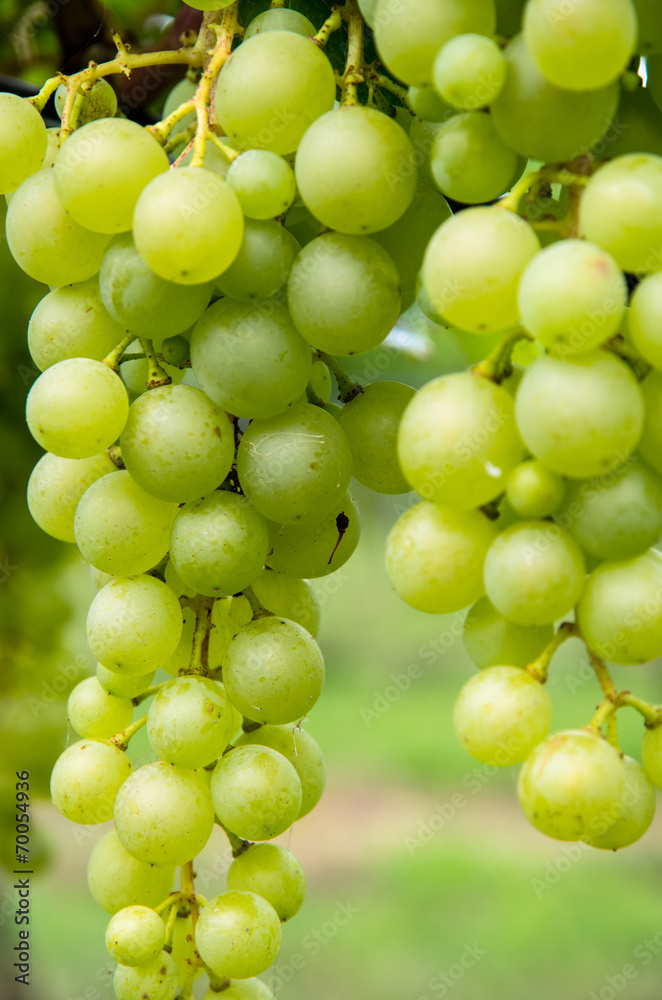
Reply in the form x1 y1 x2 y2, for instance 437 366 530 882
1 1 662 998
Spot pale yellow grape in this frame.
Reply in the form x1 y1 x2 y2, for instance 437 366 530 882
339 381 414 494
0 93 47 193
214 219 300 303
211 746 302 840
208 597 253 675
639 372 662 474
87 575 183 674
309 360 331 403
202 983 274 1000
114 762 214 867
629 272 662 367
385 502 498 614
147 677 236 769
67 676 132 739
251 569 321 637
54 78 117 125
506 460 565 520
433 34 506 109
133 168 243 284
422 206 539 332
584 756 656 850
97 664 155 700
518 730 626 841
27 451 115 543
245 8 315 38
6 170 110 285
429 112 523 205
196 892 282 979
26 358 128 459
27 278 126 371
642 726 662 789
88 830 175 915
53 118 168 233
596 81 662 162
407 86 453 123
463 595 553 670
161 606 195 678
295 106 417 234
51 739 132 825
266 492 361 578
228 843 305 922
236 724 326 818
106 906 165 966
226 150 296 219
113 952 179 1000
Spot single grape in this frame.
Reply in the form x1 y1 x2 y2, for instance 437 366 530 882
228 843 305 921
266 492 361 578
97 664 155 700
433 34 506 109
201 982 274 1000
160 335 190 367
463 595 554 670
106 905 165 966
208 597 254 674
642 726 662 789
584 756 656 850
506 460 565 520
245 8 316 38
629 272 662 367
226 150 296 219
358 0 379 27
28 277 126 371
51 739 132 825
429 111 524 205
214 219 301 302
338 381 415 494
87 830 175 915
196 891 282 979
593 84 662 161
147 677 236 769
67 676 133 740
407 86 453 123
309 360 331 403
55 78 117 125
0 93 47 193
236 723 326 818
113 951 179 1000
250 569 321 637
211 745 302 840
27 451 115 543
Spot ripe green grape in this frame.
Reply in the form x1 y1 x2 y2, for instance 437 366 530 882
75 471 175 576
295 106 417 234
216 32 336 155
202 983 274 1000
97 665 155 700
518 240 627 357
491 36 618 163
236 402 353 523
211 745 302 840
228 843 305 921
236 723 326 818
51 739 132 825
53 118 168 233
514 352 644 478
506 460 565 520
55 78 117 125
642 725 662 789
250 569 321 637
454 666 552 767
639 372 662 474
429 112 523 204
67 676 132 739
407 86 453 123
338 381 415 494
87 575 183 674
223 616 325 724
517 730 626 841
483 521 586 626
433 34 506 109
133 167 244 284
633 0 662 55
577 550 662 664
593 84 662 161
113 952 179 1000
26 358 128 459
87 830 175 914
147 677 235 769
629 272 662 367
196 891 282 979
226 149 296 219
266 492 361 578
385 502 498 614
584 756 656 850
6 169 111 285
578 154 662 274
114 762 214 867
169 491 269 597
190 298 311 418
309 360 331 403
358 0 379 27
214 219 300 302
463 595 554 670
245 8 316 38
523 0 637 92
119 385 234 503
106 905 165 966
0 93 47 193
27 451 115 543
287 233 401 355
422 206 539 332
208 597 253 674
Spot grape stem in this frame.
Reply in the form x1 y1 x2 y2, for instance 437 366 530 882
131 680 170 707
340 0 364 106
207 974 231 992
139 338 172 389
190 3 241 169
217 821 252 857
314 7 344 48
188 595 215 675
364 68 410 106
316 350 363 402
179 860 205 991
525 621 578 683
243 585 274 619
102 334 134 373
162 897 180 951
154 890 182 916
604 334 652 381
110 713 148 751
107 444 125 470
585 649 662 731
472 327 532 383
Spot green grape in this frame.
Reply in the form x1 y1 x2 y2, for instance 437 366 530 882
51 739 132 825
483 521 586 626
90 566 116 591
518 240 627 357
208 597 254 673
640 372 662 473
187 0 235 9
642 726 662 789
133 167 243 285
75 471 175 575
6 169 111 285
633 0 662 55
454 666 552 767
160 335 190 367
490 36 618 163
506 460 565 519
114 762 215 867
169 491 269 597
429 112 523 204
266 492 361 578
594 85 662 161
463 595 553 670
67 676 133 739
228 843 305 922
250 569 321 637
161 607 195 678
99 234 213 339
226 150 297 219
26 358 128 459
196 892 282 979
236 402 353 523
339 381 415 494
407 86 454 122
106 905 165 966
514 352 644 478
87 575 183 674
119 385 234 503
88 830 175 915
27 451 115 543
164 560 196 600
147 677 235 769
55 78 118 125
0 93 47 193
309 360 331 403
202 983 274 1000
211 746 302 840
97 664 155 700
577 550 662 664
523 0 637 92
373 0 496 88
216 32 336 155
295 106 417 234
385 502 498 614
27 278 126 372
556 458 662 561
518 729 626 841
53 118 168 233
422 206 539 332
578 153 662 274
397 372 524 508
223 616 325 724
433 34 507 109
246 8 316 38
288 233 401 355
214 219 300 302
236 724 326 818
113 951 179 1000
584 756 656 850
629 272 662 367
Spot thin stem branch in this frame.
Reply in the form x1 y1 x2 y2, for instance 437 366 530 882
217 822 251 857
139 338 171 389
191 3 240 168
132 681 170 707
526 621 578 684
103 333 134 373
314 8 343 48
188 595 214 675
110 713 148 751
340 0 364 105
316 351 362 402
243 586 273 619
472 327 532 383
